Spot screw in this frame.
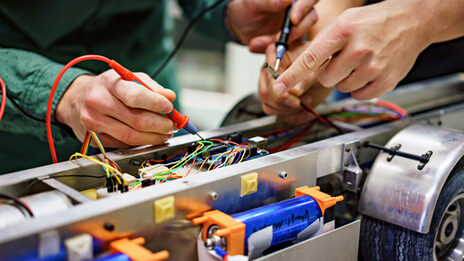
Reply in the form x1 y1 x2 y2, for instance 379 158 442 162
130 159 141 166
344 161 349 167
278 171 288 179
103 222 115 231
208 191 219 200
345 147 351 152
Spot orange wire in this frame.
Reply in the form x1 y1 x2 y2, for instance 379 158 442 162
194 156 209 175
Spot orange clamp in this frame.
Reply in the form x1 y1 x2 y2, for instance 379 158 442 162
110 237 169 261
295 186 344 215
192 210 245 256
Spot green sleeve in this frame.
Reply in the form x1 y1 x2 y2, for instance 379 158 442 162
0 47 90 144
177 0 233 42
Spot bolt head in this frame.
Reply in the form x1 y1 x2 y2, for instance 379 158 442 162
278 171 288 179
208 191 219 200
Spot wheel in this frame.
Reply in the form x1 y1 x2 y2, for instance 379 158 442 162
360 163 464 261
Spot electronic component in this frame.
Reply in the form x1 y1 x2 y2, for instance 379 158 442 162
193 186 343 257
138 164 169 180
0 191 72 229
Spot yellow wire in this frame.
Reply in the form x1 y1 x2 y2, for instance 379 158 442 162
238 148 247 163
162 142 205 174
207 149 233 171
70 152 122 184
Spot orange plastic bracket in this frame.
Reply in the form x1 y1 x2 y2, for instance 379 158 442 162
192 210 246 255
295 186 344 215
109 237 169 261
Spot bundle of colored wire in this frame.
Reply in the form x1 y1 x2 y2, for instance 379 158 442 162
79 131 123 183
155 140 214 177
0 77 6 122
69 152 123 184
269 121 317 153
375 100 408 118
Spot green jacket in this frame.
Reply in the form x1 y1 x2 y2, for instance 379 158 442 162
0 0 231 174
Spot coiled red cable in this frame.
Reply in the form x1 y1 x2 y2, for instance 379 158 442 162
0 78 5 122
46 55 112 163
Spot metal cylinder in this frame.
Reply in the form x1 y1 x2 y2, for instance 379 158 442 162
230 195 322 252
0 191 72 229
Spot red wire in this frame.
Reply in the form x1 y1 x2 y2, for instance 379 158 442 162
209 138 245 147
269 121 317 153
301 103 343 134
375 100 408 117
186 153 198 175
0 77 6 122
46 55 112 163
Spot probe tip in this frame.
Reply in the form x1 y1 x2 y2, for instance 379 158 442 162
274 59 280 71
196 133 205 141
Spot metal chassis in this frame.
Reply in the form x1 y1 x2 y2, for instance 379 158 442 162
0 74 463 260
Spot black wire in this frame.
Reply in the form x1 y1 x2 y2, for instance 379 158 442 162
150 0 227 78
21 174 106 197
0 193 34 217
5 90 76 136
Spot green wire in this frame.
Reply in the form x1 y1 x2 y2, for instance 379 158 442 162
155 140 214 176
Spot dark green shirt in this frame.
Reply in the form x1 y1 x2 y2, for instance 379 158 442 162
0 0 231 173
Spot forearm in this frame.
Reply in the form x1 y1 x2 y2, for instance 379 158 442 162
309 0 365 39
0 48 90 142
419 0 464 44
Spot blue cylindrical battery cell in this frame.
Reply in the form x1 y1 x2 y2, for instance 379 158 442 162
230 195 322 252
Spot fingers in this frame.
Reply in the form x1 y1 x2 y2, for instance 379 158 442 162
249 34 278 53
318 43 368 87
291 0 318 24
91 133 129 148
288 9 318 42
350 76 398 100
335 62 380 93
135 73 177 102
109 78 173 114
274 21 349 95
86 114 173 146
100 94 176 135
250 0 292 13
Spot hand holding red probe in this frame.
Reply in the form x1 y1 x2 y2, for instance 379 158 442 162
56 70 177 147
48 55 196 163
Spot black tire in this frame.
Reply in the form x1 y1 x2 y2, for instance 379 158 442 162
360 163 464 261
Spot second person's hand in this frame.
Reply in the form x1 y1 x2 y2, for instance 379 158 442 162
274 0 432 100
226 0 319 53
259 41 332 124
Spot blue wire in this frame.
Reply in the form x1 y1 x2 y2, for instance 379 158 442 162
214 246 227 258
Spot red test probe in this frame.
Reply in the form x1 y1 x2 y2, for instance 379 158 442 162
46 55 202 163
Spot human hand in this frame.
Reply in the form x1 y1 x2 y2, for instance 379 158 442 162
56 70 177 147
274 0 432 100
259 41 332 123
227 0 319 53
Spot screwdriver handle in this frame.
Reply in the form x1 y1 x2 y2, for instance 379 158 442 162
276 0 295 49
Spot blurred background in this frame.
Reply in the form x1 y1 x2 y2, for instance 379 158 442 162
170 2 265 130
